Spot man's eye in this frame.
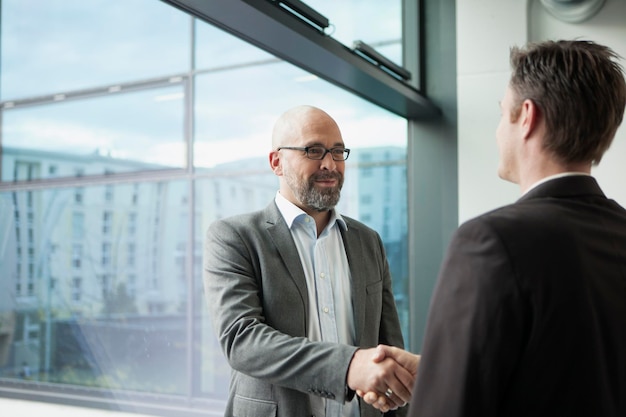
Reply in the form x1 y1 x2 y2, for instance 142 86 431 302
308 148 324 155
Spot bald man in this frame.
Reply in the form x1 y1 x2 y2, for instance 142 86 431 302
203 105 413 417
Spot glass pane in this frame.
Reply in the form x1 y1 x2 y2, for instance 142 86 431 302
1 0 410 414
195 20 276 70
305 0 403 65
194 21 408 401
0 181 189 394
1 84 186 181
0 0 190 100
193 60 407 169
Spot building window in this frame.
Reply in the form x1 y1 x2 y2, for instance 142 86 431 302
128 212 137 235
74 187 83 204
102 211 112 235
104 184 114 202
100 274 110 297
127 243 135 267
72 211 84 239
132 184 139 205
71 277 82 301
72 244 82 269
101 242 111 267
127 274 136 296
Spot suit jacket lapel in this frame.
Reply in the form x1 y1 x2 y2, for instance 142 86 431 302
264 202 368 344
264 202 310 317
340 221 367 345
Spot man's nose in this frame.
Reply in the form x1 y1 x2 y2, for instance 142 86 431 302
319 150 337 169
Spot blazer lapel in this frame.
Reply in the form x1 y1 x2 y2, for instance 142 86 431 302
264 203 310 315
340 221 367 345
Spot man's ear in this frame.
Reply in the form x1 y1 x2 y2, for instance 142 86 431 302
520 98 541 140
269 151 282 175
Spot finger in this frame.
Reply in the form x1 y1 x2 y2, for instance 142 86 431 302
378 345 419 375
370 346 386 363
363 391 379 405
375 395 391 413
394 360 416 394
381 359 414 404
381 390 402 410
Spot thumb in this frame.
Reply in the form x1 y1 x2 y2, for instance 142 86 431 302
371 344 388 363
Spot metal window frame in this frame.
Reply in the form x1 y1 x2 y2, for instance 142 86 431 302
161 0 440 120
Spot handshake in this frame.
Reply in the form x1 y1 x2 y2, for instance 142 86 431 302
347 345 421 413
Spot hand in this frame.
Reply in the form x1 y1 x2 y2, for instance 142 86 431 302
347 346 416 411
356 345 420 412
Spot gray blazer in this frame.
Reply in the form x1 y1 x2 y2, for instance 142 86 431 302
204 201 406 417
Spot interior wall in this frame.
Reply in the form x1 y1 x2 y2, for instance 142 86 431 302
407 0 457 352
457 0 626 223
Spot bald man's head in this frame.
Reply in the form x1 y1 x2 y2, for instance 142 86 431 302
271 105 340 149
269 105 346 214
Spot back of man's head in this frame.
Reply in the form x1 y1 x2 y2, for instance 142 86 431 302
509 40 626 166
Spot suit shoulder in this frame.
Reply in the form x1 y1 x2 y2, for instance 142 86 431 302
456 199 583 242
207 207 272 233
342 215 379 235
456 203 532 236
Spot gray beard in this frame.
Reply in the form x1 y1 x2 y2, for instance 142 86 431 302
287 172 343 212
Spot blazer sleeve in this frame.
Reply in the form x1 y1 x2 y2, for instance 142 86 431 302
409 217 526 417
203 217 358 402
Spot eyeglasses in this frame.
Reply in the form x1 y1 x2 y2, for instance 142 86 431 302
277 146 351 161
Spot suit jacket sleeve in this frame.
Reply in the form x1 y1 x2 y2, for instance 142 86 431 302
204 216 358 402
409 217 526 417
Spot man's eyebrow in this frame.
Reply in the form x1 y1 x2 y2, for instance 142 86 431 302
304 142 346 148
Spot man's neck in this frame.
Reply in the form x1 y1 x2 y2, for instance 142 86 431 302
518 160 591 194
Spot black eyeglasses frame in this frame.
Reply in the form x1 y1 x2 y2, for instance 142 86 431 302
276 146 351 161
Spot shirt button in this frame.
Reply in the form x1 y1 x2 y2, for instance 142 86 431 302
320 272 326 278
323 307 329 313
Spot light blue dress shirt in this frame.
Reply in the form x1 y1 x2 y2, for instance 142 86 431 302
275 192 359 417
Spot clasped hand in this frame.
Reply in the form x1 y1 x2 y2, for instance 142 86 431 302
347 345 421 413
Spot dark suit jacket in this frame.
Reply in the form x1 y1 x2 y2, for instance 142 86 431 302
204 201 406 417
409 175 626 417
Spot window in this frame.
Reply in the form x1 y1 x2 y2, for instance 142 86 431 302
127 243 136 268
101 242 111 267
13 161 40 181
0 0 409 415
72 244 82 269
104 184 114 202
102 211 112 235
72 211 84 239
71 277 82 301
74 188 83 204
128 212 137 235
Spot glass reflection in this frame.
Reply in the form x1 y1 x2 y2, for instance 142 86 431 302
1 84 186 181
0 181 189 393
0 0 409 413
305 0 403 65
0 0 190 100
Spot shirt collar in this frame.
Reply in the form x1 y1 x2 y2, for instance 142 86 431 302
274 191 347 230
523 172 591 196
